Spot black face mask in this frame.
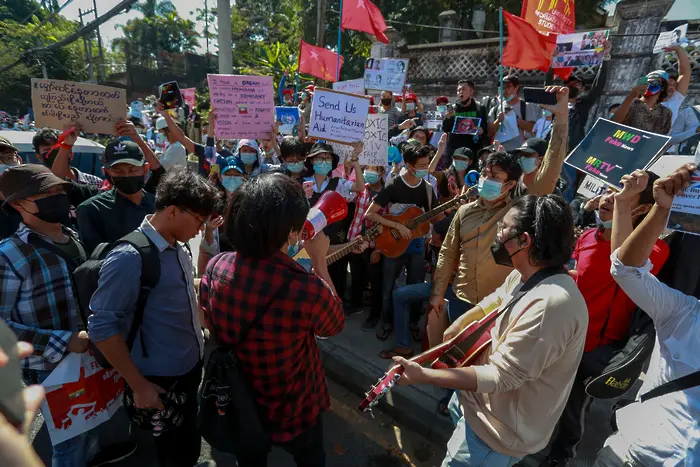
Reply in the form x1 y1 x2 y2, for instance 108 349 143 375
112 175 145 195
567 86 580 99
380 98 393 106
490 234 523 268
31 193 70 224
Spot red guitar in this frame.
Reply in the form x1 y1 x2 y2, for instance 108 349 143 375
358 307 500 412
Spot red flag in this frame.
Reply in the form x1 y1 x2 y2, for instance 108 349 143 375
502 11 572 81
298 40 345 82
341 0 389 44
521 0 575 35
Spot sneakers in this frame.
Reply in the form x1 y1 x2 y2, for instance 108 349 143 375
88 442 137 467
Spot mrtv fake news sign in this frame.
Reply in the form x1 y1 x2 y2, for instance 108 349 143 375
565 119 671 187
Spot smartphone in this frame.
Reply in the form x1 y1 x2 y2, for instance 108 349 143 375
158 81 183 110
523 87 557 106
302 181 314 198
0 321 25 429
636 76 648 85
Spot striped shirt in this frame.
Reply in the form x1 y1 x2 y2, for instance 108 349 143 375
0 224 84 370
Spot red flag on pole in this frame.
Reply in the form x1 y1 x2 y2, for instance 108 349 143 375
502 11 572 81
341 0 389 44
297 40 345 82
520 0 575 35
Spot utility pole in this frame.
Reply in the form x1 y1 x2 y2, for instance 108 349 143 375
78 8 96 83
316 0 326 47
217 0 232 74
92 0 106 81
35 37 48 78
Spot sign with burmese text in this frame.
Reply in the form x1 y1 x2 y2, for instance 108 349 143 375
565 118 671 187
207 74 275 139
308 88 370 144
31 78 126 135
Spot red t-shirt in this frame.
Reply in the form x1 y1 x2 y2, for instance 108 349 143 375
573 228 670 352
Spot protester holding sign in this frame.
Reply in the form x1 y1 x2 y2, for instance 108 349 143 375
661 45 691 125
442 80 488 163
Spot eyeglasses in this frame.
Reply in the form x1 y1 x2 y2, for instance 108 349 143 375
184 209 206 228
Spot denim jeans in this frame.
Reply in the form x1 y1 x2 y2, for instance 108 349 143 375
381 251 426 326
443 393 521 467
26 369 100 467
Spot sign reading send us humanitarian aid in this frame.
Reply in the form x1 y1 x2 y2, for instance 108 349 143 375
364 58 409 94
207 74 275 139
31 79 126 135
333 78 365 95
308 88 370 144
565 118 671 188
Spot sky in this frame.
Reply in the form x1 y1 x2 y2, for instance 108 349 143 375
60 0 213 54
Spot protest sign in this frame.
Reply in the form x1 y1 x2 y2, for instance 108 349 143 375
333 78 365 95
565 118 671 187
308 88 370 144
181 87 196 109
653 24 687 54
576 174 608 199
452 117 481 135
494 111 519 143
360 113 389 166
40 352 123 446
429 131 445 148
667 170 700 235
275 106 300 135
364 58 409 94
648 155 694 178
207 74 275 139
552 30 609 68
425 119 443 130
31 78 126 135
521 0 575 35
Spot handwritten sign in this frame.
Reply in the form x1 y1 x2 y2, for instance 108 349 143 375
452 117 482 135
181 87 196 109
667 170 700 235
207 74 275 139
653 24 687 54
333 78 365 96
31 79 126 135
552 30 609 68
359 114 389 166
565 119 671 187
275 106 299 135
364 58 409 94
308 88 370 144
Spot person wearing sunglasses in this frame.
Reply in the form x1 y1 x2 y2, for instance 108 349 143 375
612 70 673 135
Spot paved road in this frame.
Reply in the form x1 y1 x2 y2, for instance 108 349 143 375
29 378 445 466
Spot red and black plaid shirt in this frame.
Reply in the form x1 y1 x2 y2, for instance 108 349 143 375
199 250 344 442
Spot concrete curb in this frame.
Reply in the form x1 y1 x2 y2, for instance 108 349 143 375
319 338 453 446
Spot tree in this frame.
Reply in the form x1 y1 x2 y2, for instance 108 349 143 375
192 5 218 55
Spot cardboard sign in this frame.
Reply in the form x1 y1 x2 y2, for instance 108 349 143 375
565 118 671 188
181 87 196 109
333 78 365 96
494 110 519 143
308 88 370 144
653 24 687 54
275 106 300 135
31 79 126 135
452 117 481 135
553 30 609 68
41 352 123 446
364 58 409 94
207 74 275 139
648 155 694 178
667 170 700 235
576 174 608 199
359 113 389 166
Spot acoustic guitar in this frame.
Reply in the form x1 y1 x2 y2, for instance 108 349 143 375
294 226 381 272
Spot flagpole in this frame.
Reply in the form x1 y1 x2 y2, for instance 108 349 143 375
295 72 300 104
499 7 504 113
336 0 343 82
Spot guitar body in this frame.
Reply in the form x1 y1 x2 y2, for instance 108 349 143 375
374 206 430 258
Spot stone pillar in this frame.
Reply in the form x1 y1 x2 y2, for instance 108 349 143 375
438 11 459 43
587 0 675 130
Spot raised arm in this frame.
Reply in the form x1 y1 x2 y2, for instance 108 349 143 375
428 133 448 174
158 104 196 154
349 142 365 192
115 119 161 170
613 84 647 124
667 45 691 96
611 170 648 253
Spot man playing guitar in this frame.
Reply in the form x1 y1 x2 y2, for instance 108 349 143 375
393 195 588 467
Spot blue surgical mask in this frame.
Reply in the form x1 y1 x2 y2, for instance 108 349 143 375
413 168 429 179
240 152 257 165
286 161 305 173
313 161 332 175
519 156 538 174
157 133 167 145
287 233 301 257
608 112 615 119
543 110 552 117
600 218 613 229
453 160 469 171
478 177 504 201
221 175 243 192
406 103 416 111
437 105 447 114
364 170 380 184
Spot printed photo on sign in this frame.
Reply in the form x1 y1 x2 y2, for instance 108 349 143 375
275 106 300 135
667 170 700 236
364 58 409 94
565 118 671 187
332 78 365 96
181 88 196 109
31 78 126 135
452 117 481 135
308 88 370 144
653 24 687 54
207 74 275 139
552 30 609 68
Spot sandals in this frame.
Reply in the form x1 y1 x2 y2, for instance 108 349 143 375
379 348 414 360
376 324 393 341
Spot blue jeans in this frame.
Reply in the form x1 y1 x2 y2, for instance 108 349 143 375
28 369 100 467
381 251 425 326
443 393 521 467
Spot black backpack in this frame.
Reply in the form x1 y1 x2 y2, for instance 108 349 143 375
72 231 161 369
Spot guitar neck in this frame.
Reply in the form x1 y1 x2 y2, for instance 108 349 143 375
413 195 463 225
326 239 359 266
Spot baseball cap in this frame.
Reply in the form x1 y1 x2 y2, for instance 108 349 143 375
222 156 245 175
453 147 474 161
0 164 70 203
436 96 449 104
104 140 145 170
646 70 669 82
516 138 548 158
566 73 585 84
503 75 520 87
0 136 18 153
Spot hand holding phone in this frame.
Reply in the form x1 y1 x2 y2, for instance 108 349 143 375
302 181 314 198
523 87 558 106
